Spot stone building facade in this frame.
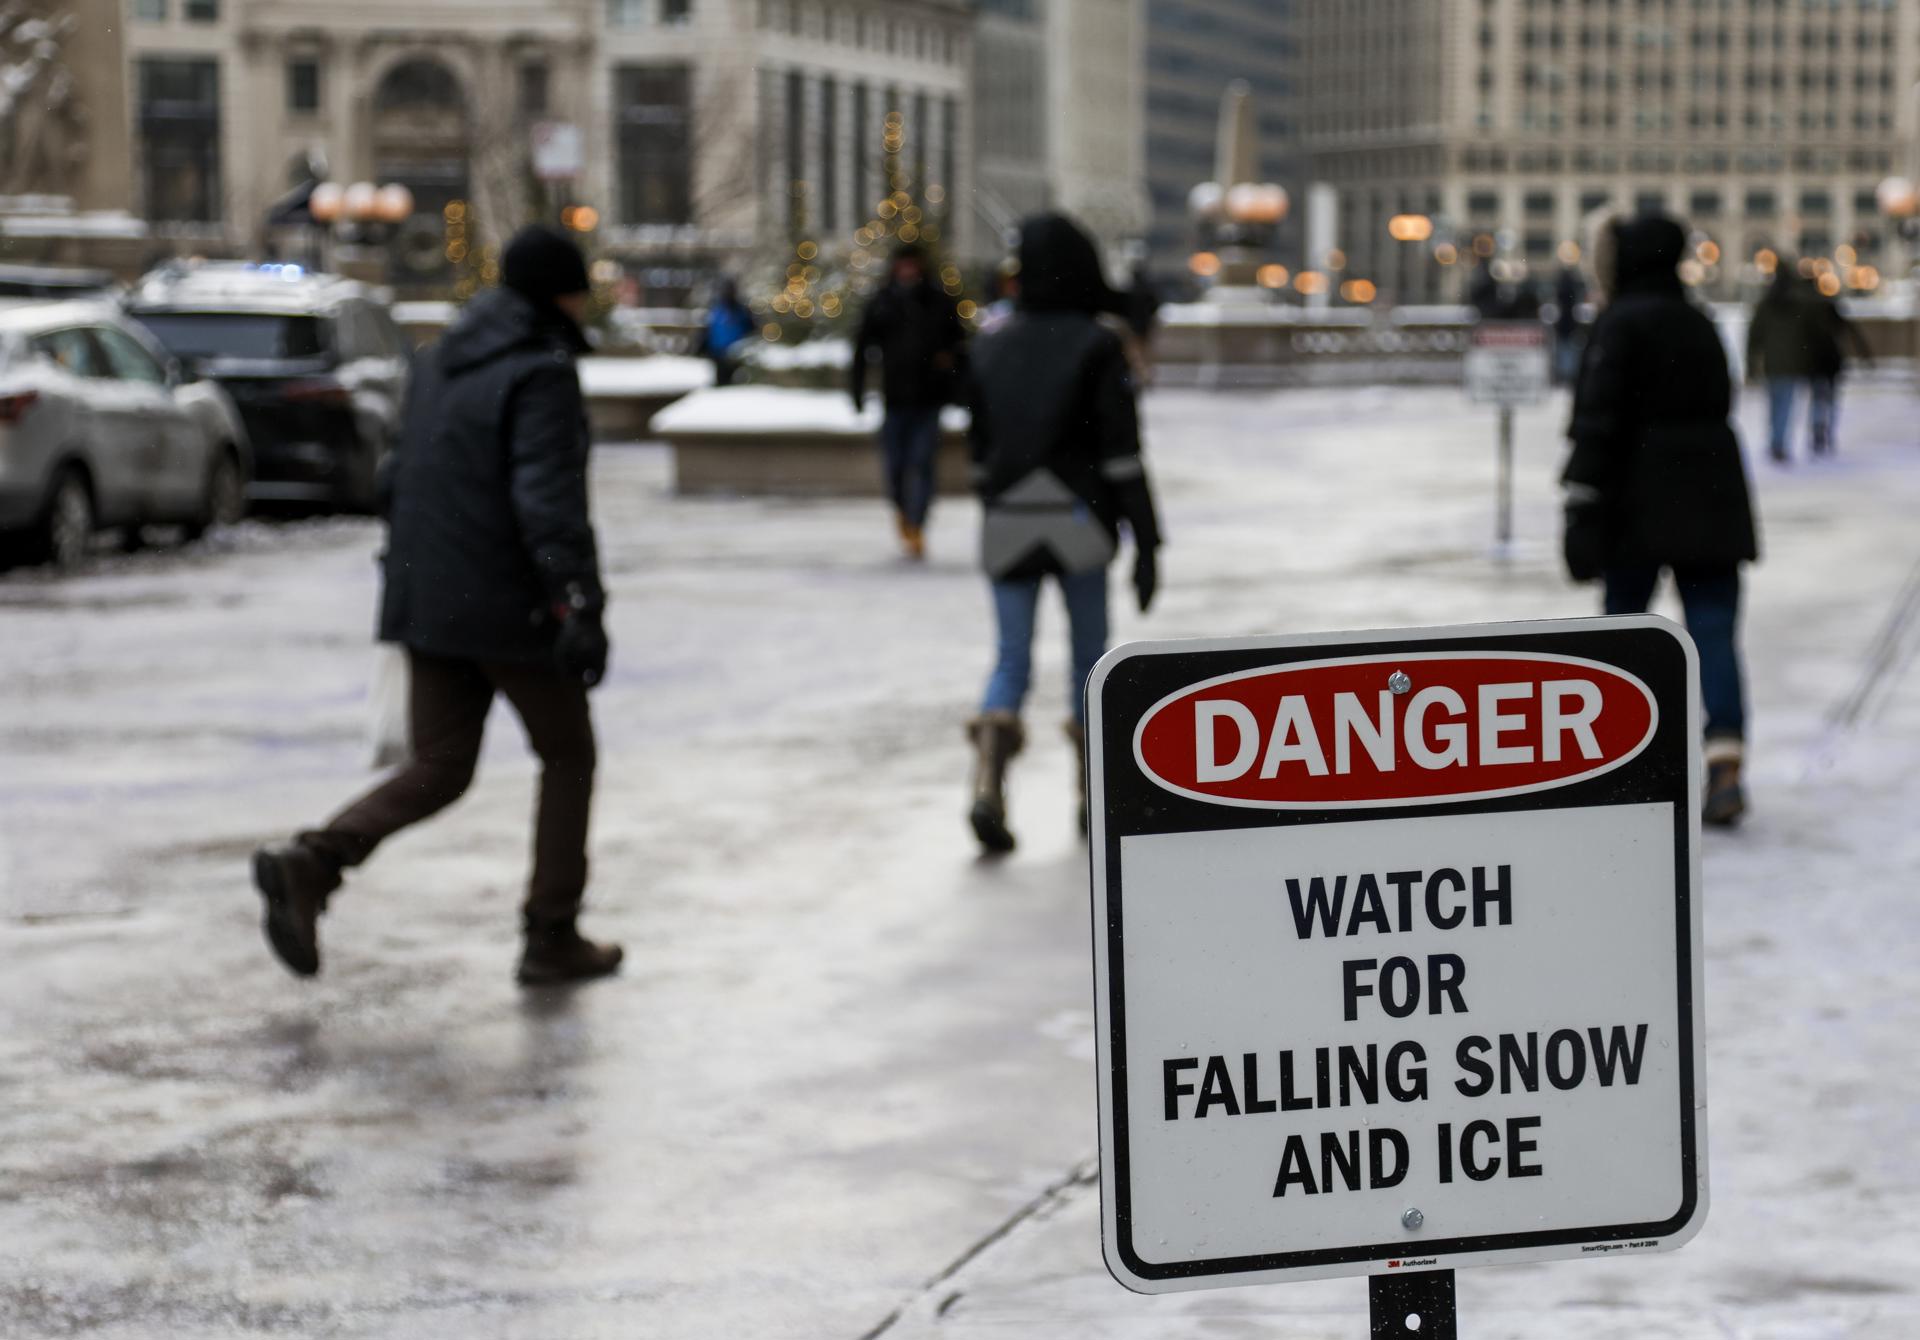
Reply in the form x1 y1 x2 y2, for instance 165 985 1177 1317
100 0 972 294
1300 0 1920 302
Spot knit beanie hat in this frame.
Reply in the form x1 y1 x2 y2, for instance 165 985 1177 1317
502 224 591 302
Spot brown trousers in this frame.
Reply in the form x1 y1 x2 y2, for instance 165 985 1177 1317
304 651 596 920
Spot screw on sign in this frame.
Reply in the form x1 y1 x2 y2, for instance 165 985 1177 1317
1086 617 1708 1334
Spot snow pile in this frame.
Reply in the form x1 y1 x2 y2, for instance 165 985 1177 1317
578 355 714 398
652 385 967 435
743 338 854 372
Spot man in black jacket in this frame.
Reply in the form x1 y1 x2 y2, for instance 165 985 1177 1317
251 225 621 986
851 242 965 559
1563 213 1759 826
963 213 1162 852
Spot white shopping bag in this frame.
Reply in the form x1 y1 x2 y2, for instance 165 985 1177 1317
367 644 412 770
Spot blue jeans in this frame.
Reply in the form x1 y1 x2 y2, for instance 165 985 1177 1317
880 406 942 529
1604 564 1746 741
982 568 1110 726
1808 376 1837 452
1765 377 1798 458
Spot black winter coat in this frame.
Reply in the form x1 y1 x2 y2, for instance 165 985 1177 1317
378 288 604 662
967 310 1161 578
851 280 966 408
1563 221 1758 571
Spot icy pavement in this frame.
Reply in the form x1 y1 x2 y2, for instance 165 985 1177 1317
2 381 1918 1338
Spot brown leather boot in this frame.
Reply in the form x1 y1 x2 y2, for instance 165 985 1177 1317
517 915 624 986
967 711 1024 854
251 843 341 977
1703 738 1746 827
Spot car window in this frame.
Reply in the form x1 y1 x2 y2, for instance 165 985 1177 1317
29 328 105 378
132 312 328 360
335 303 379 362
93 325 170 385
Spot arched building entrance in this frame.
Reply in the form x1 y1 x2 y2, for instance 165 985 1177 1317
370 59 471 218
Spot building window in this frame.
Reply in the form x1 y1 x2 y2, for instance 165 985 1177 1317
785 70 805 232
184 0 217 18
1634 190 1665 217
134 0 167 19
139 58 221 223
1744 189 1775 218
1524 190 1554 215
608 0 648 25
519 61 549 117
286 59 320 114
1579 190 1610 214
852 83 870 214
663 0 690 21
1799 189 1830 215
615 64 692 224
1689 190 1721 216
1467 190 1499 215
940 93 956 210
819 76 838 231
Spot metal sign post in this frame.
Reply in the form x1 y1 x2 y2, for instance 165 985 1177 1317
1465 322 1551 559
1088 619 1710 1332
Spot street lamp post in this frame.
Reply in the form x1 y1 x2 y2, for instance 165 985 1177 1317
307 180 416 276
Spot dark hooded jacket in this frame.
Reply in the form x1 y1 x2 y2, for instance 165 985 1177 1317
966 214 1161 580
850 258 967 408
378 286 603 662
1562 215 1758 573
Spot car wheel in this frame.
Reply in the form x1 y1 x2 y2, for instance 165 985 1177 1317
185 449 246 540
35 469 94 570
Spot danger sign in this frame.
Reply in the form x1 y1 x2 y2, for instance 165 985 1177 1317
1087 618 1707 1292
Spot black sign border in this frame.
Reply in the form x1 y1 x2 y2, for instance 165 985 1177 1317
1090 618 1702 1285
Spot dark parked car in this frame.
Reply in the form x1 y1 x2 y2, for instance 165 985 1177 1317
125 263 410 511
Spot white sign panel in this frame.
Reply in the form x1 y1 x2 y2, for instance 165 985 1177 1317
1087 618 1707 1292
532 122 585 181
1465 321 1552 407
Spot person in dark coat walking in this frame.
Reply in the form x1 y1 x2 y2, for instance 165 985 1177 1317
851 242 966 559
1748 268 1871 460
963 213 1162 852
1562 213 1760 826
251 225 622 986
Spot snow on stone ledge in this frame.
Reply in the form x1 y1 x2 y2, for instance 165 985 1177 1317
577 355 715 398
652 385 968 436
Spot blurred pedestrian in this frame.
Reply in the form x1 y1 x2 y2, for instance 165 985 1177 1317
702 277 755 387
1562 214 1760 826
250 224 622 986
1119 260 1163 386
964 213 1162 852
1551 264 1586 384
851 242 966 560
1804 285 1872 457
1747 268 1870 461
1746 267 1820 462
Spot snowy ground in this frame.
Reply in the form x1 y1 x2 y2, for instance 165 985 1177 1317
2 381 1918 1338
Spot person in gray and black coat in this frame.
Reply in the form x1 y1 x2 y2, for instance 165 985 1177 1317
1562 212 1759 826
963 213 1162 853
250 225 623 987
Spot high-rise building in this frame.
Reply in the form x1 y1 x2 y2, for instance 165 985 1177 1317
970 0 1149 266
1141 0 1299 280
1299 0 1920 302
90 0 973 296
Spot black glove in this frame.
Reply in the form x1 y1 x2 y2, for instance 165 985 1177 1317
1562 501 1607 584
1133 546 1159 614
555 610 610 688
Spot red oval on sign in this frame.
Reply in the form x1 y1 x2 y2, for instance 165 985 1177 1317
1132 652 1657 808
